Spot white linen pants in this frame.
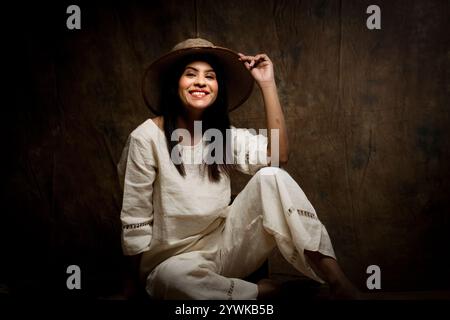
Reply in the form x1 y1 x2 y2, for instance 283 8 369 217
146 167 336 300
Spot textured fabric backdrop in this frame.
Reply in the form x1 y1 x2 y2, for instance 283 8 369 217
3 0 449 297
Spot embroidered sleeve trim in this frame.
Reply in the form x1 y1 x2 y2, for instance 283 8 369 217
287 207 317 219
226 279 235 300
123 222 150 230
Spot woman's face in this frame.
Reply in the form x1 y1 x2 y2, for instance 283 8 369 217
178 61 218 113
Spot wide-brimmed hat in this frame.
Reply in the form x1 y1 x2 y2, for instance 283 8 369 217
142 38 254 115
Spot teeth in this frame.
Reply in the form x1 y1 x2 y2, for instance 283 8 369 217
191 91 206 97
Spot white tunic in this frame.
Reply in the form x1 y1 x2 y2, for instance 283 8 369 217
117 119 269 277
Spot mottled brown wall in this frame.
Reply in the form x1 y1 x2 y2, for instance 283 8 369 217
3 0 449 296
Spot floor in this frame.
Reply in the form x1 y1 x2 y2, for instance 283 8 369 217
270 273 450 300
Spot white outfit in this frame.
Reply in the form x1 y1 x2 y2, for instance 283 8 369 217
117 119 336 300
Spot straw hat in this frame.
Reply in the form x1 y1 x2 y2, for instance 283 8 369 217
142 38 254 115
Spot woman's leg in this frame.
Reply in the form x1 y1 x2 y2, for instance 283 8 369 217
222 167 360 299
257 252 361 300
256 252 361 300
146 250 258 300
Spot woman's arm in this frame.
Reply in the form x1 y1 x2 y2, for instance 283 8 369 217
238 53 289 166
259 79 289 166
118 134 156 298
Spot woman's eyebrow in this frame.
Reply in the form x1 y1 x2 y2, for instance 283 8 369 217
185 66 215 73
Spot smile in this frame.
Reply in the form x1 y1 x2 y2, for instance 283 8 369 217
189 90 209 98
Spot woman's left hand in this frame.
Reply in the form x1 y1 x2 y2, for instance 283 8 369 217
238 53 275 88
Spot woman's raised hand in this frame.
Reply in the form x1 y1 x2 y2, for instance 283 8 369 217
238 53 275 88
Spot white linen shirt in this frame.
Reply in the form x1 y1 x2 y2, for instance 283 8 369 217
117 119 268 275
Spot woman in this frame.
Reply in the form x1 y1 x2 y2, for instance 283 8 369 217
118 38 360 300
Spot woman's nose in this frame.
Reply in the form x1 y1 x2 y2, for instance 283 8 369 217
194 75 206 86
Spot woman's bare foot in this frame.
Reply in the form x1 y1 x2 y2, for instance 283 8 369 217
257 278 282 300
303 250 366 300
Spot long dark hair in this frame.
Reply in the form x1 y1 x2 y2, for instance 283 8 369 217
159 53 234 182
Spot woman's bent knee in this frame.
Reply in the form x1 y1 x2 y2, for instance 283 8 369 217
253 167 294 184
146 255 217 299
146 257 191 299
256 166 283 177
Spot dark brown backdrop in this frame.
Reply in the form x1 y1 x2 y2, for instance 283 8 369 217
3 0 449 297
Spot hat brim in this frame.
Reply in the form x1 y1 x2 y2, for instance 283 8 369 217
142 46 254 115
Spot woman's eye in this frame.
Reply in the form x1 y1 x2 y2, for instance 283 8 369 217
206 75 215 79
